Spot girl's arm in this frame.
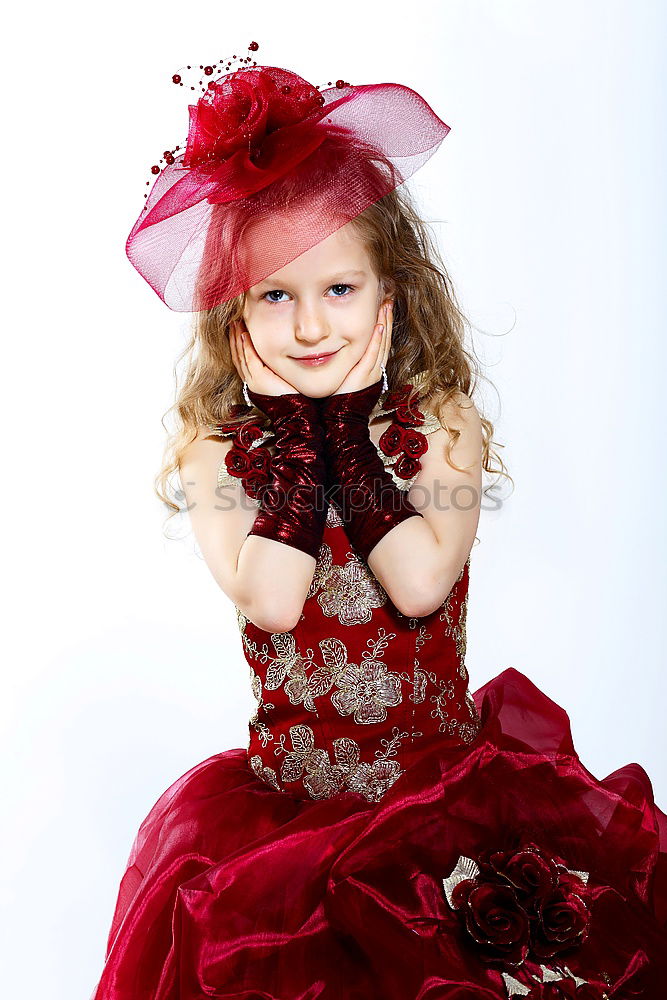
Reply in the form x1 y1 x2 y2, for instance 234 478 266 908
319 383 482 619
179 432 320 634
366 391 483 618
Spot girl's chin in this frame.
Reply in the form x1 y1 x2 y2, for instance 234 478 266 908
281 359 355 396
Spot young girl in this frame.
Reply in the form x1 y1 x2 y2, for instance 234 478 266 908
91 51 667 999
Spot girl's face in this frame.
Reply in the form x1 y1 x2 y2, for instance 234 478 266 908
241 219 389 398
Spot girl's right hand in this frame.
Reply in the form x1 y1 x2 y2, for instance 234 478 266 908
230 320 299 397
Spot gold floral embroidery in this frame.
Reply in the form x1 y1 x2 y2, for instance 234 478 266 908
249 755 281 791
316 551 388 625
235 605 249 634
259 633 316 693
325 502 345 529
400 659 429 705
306 542 334 600
283 635 346 711
330 628 402 724
248 669 275 720
456 592 468 665
250 718 274 748
457 690 482 744
415 623 433 653
272 722 407 803
439 585 468 669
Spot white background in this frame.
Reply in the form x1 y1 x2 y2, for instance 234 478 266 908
2 2 665 996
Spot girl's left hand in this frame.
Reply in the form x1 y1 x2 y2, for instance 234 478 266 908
332 301 393 395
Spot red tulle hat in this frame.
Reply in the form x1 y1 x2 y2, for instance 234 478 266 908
126 44 451 313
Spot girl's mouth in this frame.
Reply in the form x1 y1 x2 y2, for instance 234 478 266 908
291 348 341 367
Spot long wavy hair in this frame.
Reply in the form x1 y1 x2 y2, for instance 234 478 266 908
155 130 513 531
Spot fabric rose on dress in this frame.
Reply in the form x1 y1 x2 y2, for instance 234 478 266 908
382 384 415 411
394 400 425 426
378 384 430 481
401 427 429 460
531 885 591 961
523 982 602 999
242 448 273 500
443 841 592 978
378 423 406 458
221 417 274 501
235 420 266 450
450 878 531 966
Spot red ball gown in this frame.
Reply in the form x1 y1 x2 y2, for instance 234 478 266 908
90 389 667 1000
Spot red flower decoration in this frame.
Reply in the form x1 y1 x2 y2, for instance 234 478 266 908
394 454 421 479
524 983 602 999
478 845 560 912
394 400 425 426
382 384 414 410
236 420 266 450
444 840 592 973
221 416 274 501
378 424 406 457
182 67 325 170
532 884 591 960
401 428 429 460
377 383 431 481
451 879 531 966
225 446 254 479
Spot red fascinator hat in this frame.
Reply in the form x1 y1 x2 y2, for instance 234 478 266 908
126 47 451 312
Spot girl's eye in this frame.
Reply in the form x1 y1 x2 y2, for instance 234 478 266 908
261 284 355 304
263 289 289 303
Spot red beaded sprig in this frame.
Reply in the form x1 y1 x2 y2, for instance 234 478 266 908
142 40 352 205
378 384 429 480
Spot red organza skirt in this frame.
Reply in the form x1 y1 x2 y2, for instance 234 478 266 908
89 669 667 999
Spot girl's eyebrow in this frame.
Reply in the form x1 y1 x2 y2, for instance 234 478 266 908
256 269 367 289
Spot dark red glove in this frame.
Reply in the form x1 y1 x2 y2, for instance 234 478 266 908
244 389 327 561
316 377 424 562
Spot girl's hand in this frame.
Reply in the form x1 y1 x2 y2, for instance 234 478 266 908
230 320 299 397
332 301 393 396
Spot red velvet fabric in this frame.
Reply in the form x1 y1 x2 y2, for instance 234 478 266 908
316 378 424 562
244 389 327 561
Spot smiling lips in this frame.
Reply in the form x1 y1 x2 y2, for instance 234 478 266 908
291 349 341 366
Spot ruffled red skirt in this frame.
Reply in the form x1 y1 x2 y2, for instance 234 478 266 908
89 668 667 1000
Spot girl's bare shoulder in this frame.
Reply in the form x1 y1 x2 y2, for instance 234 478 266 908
179 424 235 476
420 388 482 434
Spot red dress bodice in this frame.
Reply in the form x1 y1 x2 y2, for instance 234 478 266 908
209 386 482 804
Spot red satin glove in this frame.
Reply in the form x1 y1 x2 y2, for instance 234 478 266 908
244 389 327 561
316 377 424 562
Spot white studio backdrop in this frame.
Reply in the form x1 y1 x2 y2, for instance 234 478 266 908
1 2 665 997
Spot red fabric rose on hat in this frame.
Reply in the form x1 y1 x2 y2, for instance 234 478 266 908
182 66 325 169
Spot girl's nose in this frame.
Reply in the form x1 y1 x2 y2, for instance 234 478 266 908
293 306 328 343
